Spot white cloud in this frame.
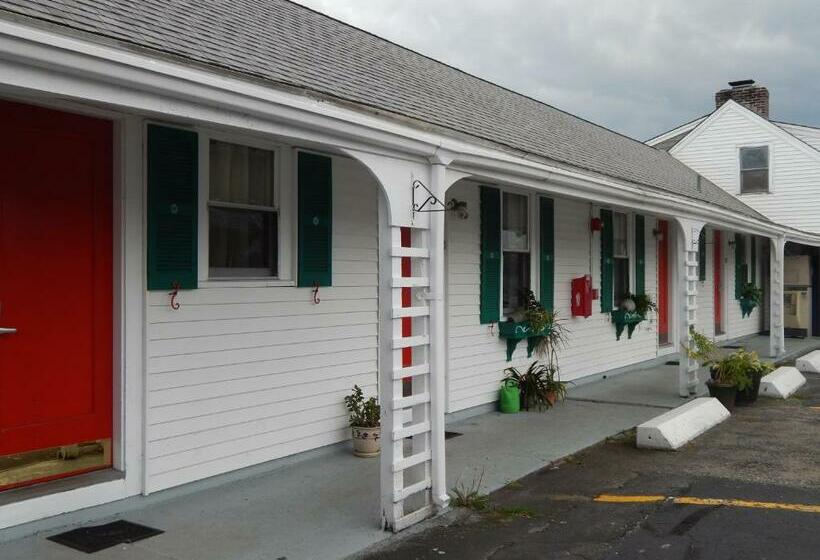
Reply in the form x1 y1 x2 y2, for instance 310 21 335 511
293 0 820 139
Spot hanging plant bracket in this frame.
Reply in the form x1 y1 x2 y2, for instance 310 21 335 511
610 310 644 340
498 321 553 361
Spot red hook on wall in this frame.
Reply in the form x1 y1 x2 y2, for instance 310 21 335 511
169 281 181 310
312 281 321 305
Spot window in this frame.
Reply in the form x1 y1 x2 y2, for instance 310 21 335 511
612 211 629 308
502 192 530 313
208 139 278 278
739 146 769 194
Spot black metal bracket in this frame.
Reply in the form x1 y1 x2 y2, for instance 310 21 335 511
412 179 447 213
412 179 468 216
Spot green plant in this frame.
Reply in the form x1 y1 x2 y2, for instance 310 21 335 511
522 290 570 363
711 349 760 390
622 292 658 317
741 283 763 305
503 361 570 410
683 327 719 368
344 385 380 427
450 469 489 511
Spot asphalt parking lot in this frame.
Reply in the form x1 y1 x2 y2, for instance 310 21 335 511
357 372 820 560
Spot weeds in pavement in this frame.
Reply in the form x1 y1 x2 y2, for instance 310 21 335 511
450 468 489 511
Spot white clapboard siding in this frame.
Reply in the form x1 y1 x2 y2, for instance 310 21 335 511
445 183 659 413
725 233 762 338
144 155 379 493
673 104 820 234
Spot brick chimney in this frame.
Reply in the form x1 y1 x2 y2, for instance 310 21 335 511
715 79 769 118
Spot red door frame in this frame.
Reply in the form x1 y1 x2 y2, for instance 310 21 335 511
0 100 113 485
714 230 723 334
657 220 670 345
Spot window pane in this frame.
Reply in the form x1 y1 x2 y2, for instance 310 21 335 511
613 212 628 257
503 251 530 313
209 207 277 277
210 140 275 206
502 192 529 251
613 257 629 308
740 147 768 170
740 169 768 193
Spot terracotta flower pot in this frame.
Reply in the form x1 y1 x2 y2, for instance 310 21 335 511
351 426 381 458
546 391 557 407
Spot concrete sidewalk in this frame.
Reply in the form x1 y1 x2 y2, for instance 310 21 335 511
1 335 816 560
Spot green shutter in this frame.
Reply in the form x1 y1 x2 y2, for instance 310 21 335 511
298 152 333 287
539 197 555 311
147 124 198 291
750 236 757 286
698 229 707 282
480 186 501 324
635 215 645 296
600 209 613 312
734 233 745 299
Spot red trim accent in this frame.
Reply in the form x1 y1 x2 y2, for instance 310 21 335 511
714 230 723 332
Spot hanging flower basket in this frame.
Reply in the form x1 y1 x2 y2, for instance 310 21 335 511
610 310 645 340
739 297 757 318
498 320 553 362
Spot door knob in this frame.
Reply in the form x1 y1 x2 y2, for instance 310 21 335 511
0 327 17 335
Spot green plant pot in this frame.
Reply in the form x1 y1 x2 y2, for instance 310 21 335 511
499 380 521 413
735 371 763 406
707 381 737 412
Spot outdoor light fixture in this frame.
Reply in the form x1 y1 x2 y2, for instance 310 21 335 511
590 217 603 231
652 227 664 240
412 179 468 218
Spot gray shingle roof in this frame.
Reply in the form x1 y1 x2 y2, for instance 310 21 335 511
0 0 765 219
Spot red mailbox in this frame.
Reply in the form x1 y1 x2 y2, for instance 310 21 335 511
571 275 593 318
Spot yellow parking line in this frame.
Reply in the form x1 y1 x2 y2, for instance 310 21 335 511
593 494 820 513
674 496 820 514
594 494 667 503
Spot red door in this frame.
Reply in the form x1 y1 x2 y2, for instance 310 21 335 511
714 230 723 334
657 220 669 345
0 101 113 486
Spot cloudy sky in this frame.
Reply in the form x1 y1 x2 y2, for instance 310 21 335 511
293 0 820 140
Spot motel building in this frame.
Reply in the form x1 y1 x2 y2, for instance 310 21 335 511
0 0 819 539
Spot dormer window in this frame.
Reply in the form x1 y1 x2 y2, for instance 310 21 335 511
739 146 769 194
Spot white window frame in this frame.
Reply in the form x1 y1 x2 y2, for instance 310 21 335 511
610 210 634 309
499 187 537 317
737 144 772 195
197 129 295 287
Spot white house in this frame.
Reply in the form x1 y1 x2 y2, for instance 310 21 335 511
0 2 815 535
648 80 820 338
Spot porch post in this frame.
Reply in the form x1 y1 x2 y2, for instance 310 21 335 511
428 156 450 509
675 218 705 397
770 235 786 359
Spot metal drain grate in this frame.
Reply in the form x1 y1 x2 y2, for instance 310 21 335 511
48 520 164 553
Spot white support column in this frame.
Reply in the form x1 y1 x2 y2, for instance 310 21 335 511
770 236 786 359
427 158 450 510
675 218 705 397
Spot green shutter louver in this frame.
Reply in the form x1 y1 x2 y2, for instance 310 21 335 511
750 236 757 286
600 209 613 312
147 124 198 291
698 229 707 282
734 233 745 299
539 197 555 311
480 186 501 324
635 215 645 296
298 152 333 287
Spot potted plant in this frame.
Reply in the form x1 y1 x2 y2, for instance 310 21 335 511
502 361 570 410
611 292 657 340
344 385 381 457
739 283 763 318
708 350 758 411
734 353 774 406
